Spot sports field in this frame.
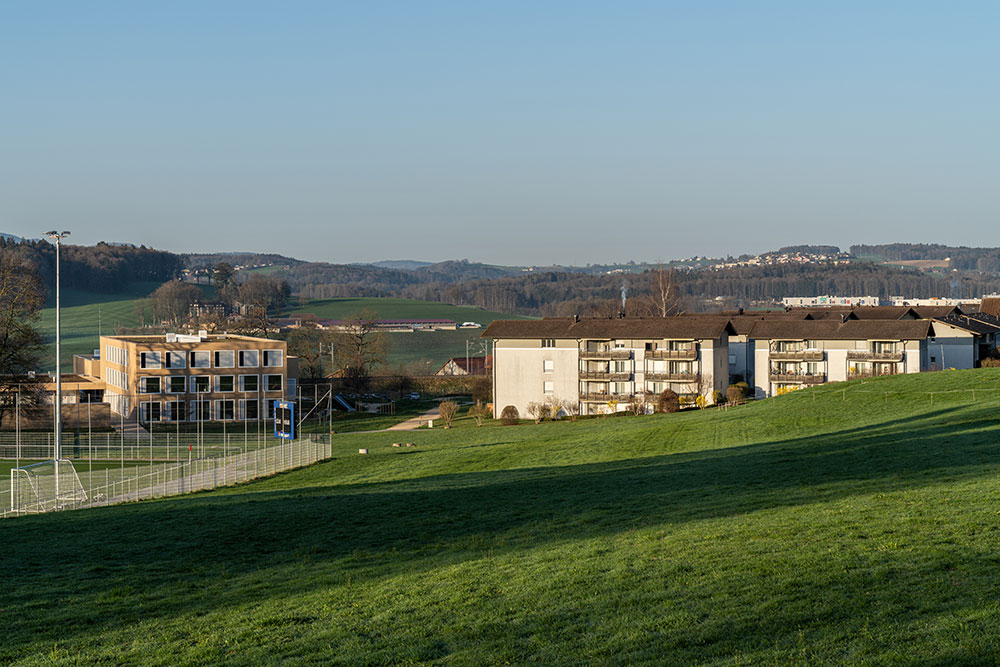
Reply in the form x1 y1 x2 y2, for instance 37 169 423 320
5 369 1000 663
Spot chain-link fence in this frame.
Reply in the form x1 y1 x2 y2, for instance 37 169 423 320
2 434 331 518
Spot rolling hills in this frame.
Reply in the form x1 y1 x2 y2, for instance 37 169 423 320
5 369 1000 663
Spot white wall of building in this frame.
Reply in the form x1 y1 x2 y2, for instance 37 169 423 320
493 341 579 416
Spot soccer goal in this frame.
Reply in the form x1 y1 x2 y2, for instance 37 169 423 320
10 459 88 515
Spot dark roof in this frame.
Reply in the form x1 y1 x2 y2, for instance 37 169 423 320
482 317 736 340
932 314 1000 335
746 319 935 341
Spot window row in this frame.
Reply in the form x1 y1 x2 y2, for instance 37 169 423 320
138 374 283 394
139 398 283 422
137 349 283 370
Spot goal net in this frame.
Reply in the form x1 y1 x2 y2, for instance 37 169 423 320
10 459 88 515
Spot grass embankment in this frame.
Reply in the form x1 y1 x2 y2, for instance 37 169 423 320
7 370 1000 663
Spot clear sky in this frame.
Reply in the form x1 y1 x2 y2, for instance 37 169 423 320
2 2 998 265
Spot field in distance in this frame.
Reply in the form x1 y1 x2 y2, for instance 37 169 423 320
5 369 1000 663
37 283 173 373
283 297 531 371
37 290 527 373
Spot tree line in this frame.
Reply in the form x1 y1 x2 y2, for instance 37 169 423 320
0 238 182 294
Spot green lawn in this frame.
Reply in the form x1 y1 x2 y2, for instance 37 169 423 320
6 369 1000 662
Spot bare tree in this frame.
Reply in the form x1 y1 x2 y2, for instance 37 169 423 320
284 327 333 379
331 309 389 393
149 279 203 325
0 251 46 425
438 400 459 427
559 398 580 421
526 401 545 424
648 266 681 317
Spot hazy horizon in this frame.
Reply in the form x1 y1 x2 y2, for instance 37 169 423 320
4 2 998 265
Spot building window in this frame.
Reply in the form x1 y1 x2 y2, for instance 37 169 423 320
240 399 259 420
543 381 554 394
139 351 161 369
166 400 185 422
214 350 235 368
238 350 259 367
239 374 259 392
215 375 235 393
214 399 236 421
189 400 211 421
541 339 556 348
167 376 187 394
190 351 210 368
165 351 186 369
263 349 283 367
543 360 554 374
139 377 161 394
264 374 282 392
140 401 161 422
190 376 211 393
266 399 281 418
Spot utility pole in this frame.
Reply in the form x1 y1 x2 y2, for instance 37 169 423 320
46 230 70 503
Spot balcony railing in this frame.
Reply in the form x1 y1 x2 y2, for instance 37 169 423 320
848 369 899 379
769 350 825 361
579 392 635 402
645 372 699 382
579 371 632 381
769 373 826 385
846 350 904 362
578 349 632 360
645 348 698 361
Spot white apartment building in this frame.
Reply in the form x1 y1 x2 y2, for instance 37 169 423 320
483 318 736 417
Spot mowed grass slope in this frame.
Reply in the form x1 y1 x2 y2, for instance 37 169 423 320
6 370 1000 663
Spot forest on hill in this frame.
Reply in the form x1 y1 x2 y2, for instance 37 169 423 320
1 239 181 295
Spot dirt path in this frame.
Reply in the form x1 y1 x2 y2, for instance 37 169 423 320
386 407 441 431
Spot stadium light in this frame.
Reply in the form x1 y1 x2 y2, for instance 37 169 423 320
45 230 70 498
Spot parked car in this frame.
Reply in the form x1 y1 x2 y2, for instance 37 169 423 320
403 392 420 400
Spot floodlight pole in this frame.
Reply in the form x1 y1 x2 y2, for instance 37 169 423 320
46 230 70 503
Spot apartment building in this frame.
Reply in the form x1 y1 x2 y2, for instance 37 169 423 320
75 332 297 423
482 317 735 417
746 320 937 398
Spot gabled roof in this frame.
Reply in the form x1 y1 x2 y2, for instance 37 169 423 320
481 317 736 340
932 314 1000 335
745 319 935 341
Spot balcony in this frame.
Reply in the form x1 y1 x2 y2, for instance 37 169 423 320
579 392 635 402
848 369 899 379
769 373 826 385
645 372 698 382
579 371 632 381
578 349 632 360
645 348 698 361
769 350 825 361
846 350 904 362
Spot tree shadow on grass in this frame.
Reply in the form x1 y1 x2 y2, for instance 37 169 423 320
4 404 1000 657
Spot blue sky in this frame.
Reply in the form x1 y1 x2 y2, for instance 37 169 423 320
2 2 998 265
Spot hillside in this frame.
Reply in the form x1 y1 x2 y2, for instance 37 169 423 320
5 370 1000 662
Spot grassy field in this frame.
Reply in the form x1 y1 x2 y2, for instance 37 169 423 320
37 283 213 373
284 297 529 370
6 369 1000 663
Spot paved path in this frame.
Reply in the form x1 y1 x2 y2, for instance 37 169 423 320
386 407 441 431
